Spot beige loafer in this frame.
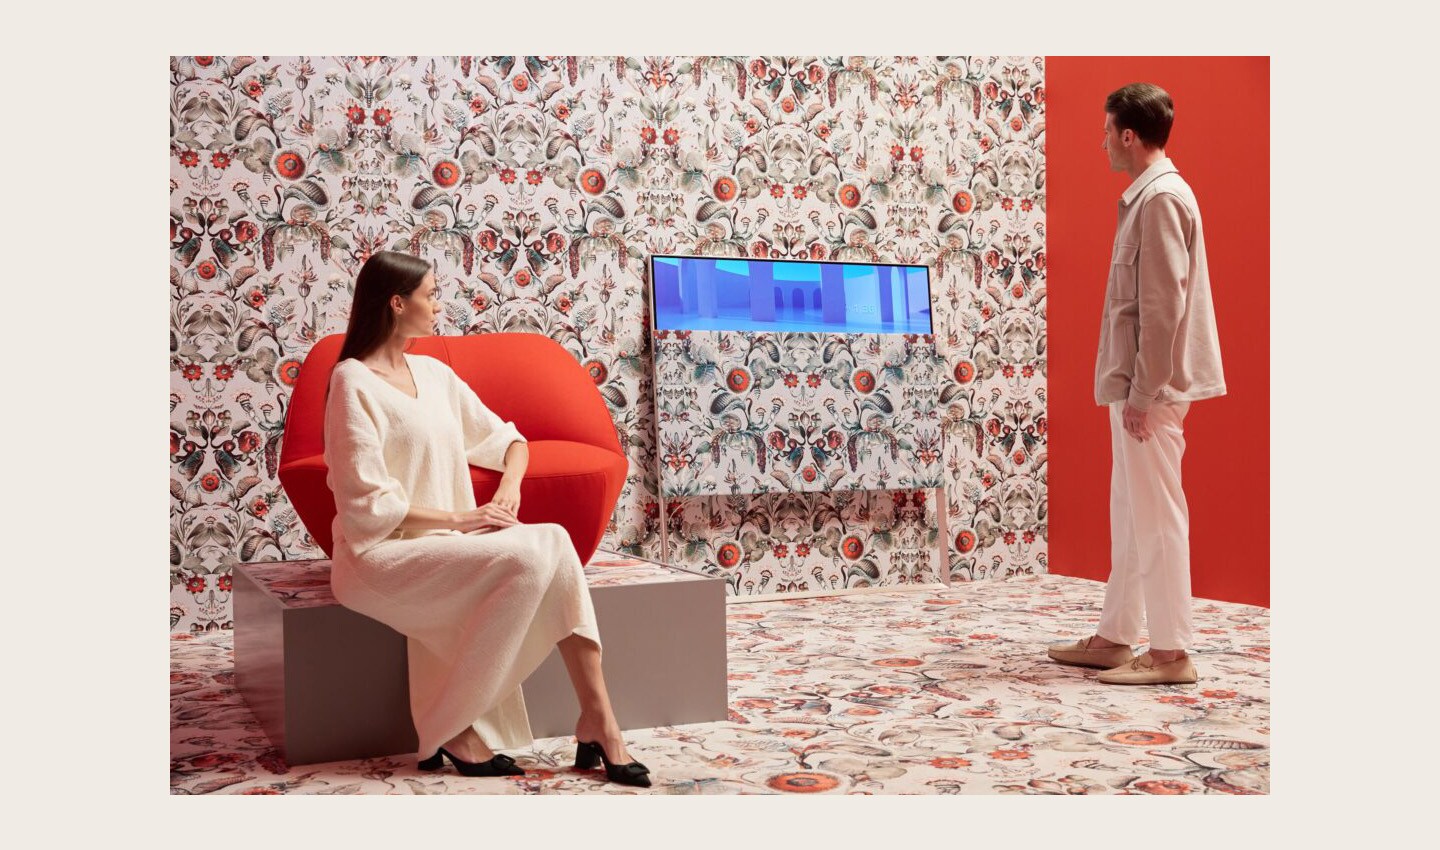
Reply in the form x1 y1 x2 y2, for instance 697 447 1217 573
1097 653 1198 685
1047 636 1136 669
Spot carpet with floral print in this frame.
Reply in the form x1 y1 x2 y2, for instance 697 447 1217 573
171 573 1268 794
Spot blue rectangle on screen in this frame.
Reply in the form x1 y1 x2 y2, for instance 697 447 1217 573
650 255 932 334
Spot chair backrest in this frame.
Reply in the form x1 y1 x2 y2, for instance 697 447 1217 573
279 333 622 468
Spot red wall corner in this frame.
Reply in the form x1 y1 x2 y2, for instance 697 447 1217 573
1044 57 1270 608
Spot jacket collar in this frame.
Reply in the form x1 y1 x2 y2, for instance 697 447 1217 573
1120 157 1178 207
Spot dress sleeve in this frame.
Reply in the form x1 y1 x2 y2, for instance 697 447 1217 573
323 366 410 552
449 367 526 472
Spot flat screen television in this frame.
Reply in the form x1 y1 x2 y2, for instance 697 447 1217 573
650 255 932 335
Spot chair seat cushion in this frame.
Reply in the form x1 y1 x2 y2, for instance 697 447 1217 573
472 440 629 561
279 440 627 562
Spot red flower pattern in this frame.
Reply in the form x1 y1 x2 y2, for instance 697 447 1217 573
433 161 461 188
579 169 605 194
716 543 742 568
274 151 305 180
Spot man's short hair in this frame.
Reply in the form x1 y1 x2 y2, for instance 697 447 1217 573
1105 83 1174 149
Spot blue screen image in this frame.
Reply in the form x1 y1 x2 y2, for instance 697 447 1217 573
651 256 932 334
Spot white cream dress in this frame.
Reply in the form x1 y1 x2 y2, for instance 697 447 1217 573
322 353 600 756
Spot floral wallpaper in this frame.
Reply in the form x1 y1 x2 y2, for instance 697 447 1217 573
169 55 1047 632
655 330 942 496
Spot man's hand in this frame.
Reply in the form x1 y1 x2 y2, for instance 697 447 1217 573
1122 403 1152 442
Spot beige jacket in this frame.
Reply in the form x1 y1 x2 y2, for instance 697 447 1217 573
1095 158 1226 410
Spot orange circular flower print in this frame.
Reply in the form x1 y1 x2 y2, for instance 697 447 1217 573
583 360 608 385
512 74 530 92
852 370 876 393
727 368 751 393
952 190 974 214
838 184 862 208
1134 780 1193 795
766 772 840 794
714 177 738 202
433 160 461 188
872 657 922 667
954 530 977 553
989 749 1032 761
841 535 864 560
954 360 976 383
580 169 606 195
514 269 532 287
1107 731 1177 747
196 260 218 280
276 358 303 387
274 151 306 181
194 56 214 66
930 757 971 769
716 542 742 568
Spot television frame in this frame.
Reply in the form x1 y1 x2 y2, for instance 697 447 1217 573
647 254 935 338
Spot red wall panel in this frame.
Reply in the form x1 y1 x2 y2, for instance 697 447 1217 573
1044 57 1269 607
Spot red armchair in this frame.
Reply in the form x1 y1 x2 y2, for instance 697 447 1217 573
278 333 628 564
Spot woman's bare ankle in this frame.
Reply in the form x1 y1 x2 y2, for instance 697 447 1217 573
575 711 629 762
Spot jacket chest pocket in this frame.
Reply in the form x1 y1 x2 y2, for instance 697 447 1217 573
1109 243 1139 300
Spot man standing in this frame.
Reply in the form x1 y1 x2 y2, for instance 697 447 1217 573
1047 83 1226 685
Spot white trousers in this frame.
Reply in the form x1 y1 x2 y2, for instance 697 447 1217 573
1096 400 1193 651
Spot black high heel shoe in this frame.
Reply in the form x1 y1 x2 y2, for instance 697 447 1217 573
574 740 651 787
418 747 526 777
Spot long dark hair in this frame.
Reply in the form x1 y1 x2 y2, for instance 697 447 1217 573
337 251 432 363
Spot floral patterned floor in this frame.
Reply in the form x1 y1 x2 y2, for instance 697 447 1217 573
171 574 1269 795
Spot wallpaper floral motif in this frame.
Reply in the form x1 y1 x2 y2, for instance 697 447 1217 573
655 330 942 495
169 55 1047 631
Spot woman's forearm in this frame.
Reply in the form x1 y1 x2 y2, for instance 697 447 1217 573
398 505 460 530
499 441 528 485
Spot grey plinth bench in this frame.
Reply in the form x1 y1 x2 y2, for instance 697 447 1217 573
234 552 728 766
